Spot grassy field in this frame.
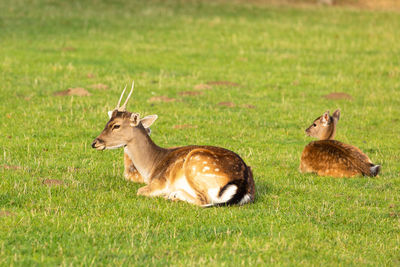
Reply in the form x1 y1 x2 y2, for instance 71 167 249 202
1 0 400 265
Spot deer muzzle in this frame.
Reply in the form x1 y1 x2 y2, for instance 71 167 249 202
91 138 106 150
305 126 313 136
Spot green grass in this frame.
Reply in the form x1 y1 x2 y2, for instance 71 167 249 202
1 0 400 265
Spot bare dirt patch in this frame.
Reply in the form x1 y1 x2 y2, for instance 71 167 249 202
54 88 91 96
338 0 400 10
0 211 14 217
173 124 198 129
1 164 22 170
148 96 176 103
90 83 109 90
241 104 256 109
43 179 64 186
207 81 240 87
194 84 212 90
218 102 235 107
87 73 95 78
323 92 352 100
237 0 400 11
179 91 203 96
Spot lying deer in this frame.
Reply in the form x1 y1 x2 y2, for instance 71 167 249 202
92 82 255 206
299 109 381 177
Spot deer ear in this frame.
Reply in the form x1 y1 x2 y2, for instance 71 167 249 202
140 115 158 129
108 110 118 119
321 111 330 125
332 109 340 121
130 113 141 127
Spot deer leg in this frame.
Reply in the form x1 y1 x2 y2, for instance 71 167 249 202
137 179 167 197
168 190 203 206
124 152 145 183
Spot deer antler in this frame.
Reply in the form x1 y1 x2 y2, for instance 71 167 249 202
116 84 127 110
120 81 134 111
116 81 135 111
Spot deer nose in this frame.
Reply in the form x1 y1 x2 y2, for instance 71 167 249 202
91 139 97 148
91 138 103 148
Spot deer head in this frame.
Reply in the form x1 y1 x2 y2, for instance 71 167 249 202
305 109 340 140
92 82 158 150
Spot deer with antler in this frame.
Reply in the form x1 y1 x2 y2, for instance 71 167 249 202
92 82 255 206
299 109 381 177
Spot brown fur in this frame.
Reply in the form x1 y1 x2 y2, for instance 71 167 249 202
135 146 254 206
300 109 380 177
124 147 256 202
300 140 374 177
93 109 254 206
124 154 144 183
246 166 256 202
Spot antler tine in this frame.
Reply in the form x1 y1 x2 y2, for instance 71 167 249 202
120 80 134 111
116 84 127 109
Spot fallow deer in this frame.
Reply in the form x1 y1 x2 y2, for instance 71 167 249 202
299 109 381 177
92 82 255 206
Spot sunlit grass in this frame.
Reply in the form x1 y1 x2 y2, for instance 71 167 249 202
0 0 399 265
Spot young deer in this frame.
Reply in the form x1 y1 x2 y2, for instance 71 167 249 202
92 82 255 206
299 109 381 177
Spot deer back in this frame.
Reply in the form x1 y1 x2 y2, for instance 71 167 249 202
301 140 373 177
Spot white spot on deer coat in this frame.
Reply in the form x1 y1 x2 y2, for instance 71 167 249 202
202 166 210 172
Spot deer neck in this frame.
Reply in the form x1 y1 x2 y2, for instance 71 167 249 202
321 120 337 140
125 130 167 183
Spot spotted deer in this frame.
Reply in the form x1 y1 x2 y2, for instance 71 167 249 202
299 109 381 177
91 82 255 206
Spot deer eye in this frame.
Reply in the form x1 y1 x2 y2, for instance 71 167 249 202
112 124 120 130
313 123 317 127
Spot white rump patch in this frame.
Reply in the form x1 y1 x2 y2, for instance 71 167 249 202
208 184 237 205
238 194 252 205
